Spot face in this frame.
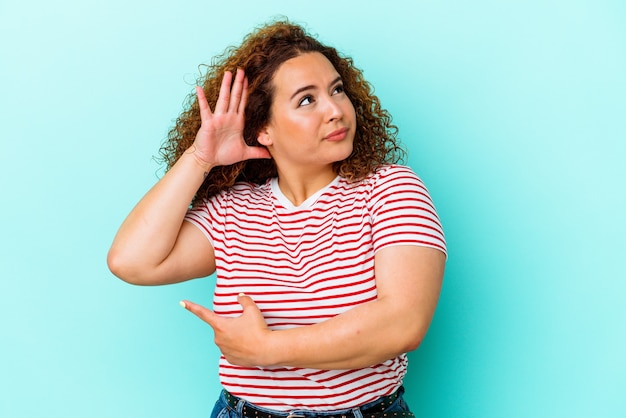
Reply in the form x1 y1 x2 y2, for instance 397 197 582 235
257 52 357 175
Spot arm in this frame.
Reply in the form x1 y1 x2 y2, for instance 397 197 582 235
183 245 445 369
107 69 270 285
106 150 215 285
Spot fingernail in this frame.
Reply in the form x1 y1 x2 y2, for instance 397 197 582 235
179 301 187 309
238 292 245 297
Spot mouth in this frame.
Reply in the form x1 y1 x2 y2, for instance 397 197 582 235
324 127 350 141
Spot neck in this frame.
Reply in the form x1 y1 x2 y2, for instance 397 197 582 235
275 164 337 206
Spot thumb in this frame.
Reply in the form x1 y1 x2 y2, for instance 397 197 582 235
237 293 258 312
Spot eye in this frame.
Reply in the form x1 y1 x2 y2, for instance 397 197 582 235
332 84 345 95
298 95 314 107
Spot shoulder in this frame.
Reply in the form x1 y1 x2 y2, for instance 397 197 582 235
355 165 423 192
229 180 272 198
193 180 273 214
361 165 437 213
211 179 272 202
373 164 420 181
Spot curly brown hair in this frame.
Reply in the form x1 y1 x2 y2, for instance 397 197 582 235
159 19 405 207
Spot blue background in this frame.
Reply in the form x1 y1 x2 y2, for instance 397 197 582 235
1 1 625 417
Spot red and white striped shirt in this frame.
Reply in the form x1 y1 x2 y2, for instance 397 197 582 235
185 165 446 411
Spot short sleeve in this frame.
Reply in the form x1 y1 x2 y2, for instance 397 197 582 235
369 166 446 255
184 192 227 248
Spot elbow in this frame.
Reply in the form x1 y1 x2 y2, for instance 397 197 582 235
398 321 430 354
107 248 147 286
403 335 424 353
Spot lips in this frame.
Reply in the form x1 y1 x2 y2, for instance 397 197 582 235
324 127 349 141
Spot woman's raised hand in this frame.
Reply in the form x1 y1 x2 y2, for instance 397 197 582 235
190 69 271 169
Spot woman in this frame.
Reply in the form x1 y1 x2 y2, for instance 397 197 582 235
108 20 446 417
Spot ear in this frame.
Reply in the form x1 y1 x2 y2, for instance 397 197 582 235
257 126 272 146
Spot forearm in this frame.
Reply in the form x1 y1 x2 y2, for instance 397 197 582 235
263 295 436 370
109 72 269 285
258 248 444 370
107 149 212 283
183 239 445 371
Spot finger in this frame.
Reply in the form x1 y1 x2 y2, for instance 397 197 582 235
180 300 218 326
244 145 272 160
238 76 249 115
244 146 272 160
237 293 259 313
214 70 233 114
196 86 213 120
228 68 245 114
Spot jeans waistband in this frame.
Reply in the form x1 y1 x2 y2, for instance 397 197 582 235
222 387 403 418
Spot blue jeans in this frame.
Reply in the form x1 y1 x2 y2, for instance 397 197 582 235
210 386 412 418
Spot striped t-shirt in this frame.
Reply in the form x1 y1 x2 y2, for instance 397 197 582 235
185 164 446 411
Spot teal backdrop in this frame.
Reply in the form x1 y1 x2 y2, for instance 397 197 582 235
1 1 625 417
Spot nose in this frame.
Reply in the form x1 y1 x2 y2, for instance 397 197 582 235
324 95 344 122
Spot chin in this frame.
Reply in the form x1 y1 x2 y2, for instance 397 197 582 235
331 145 354 165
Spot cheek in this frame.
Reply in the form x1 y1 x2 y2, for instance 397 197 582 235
345 100 356 122
283 115 317 136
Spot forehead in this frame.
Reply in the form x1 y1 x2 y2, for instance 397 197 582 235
271 52 340 95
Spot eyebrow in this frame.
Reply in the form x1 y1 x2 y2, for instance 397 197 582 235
289 76 343 101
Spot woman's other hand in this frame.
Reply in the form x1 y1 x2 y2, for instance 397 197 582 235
180 294 274 367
